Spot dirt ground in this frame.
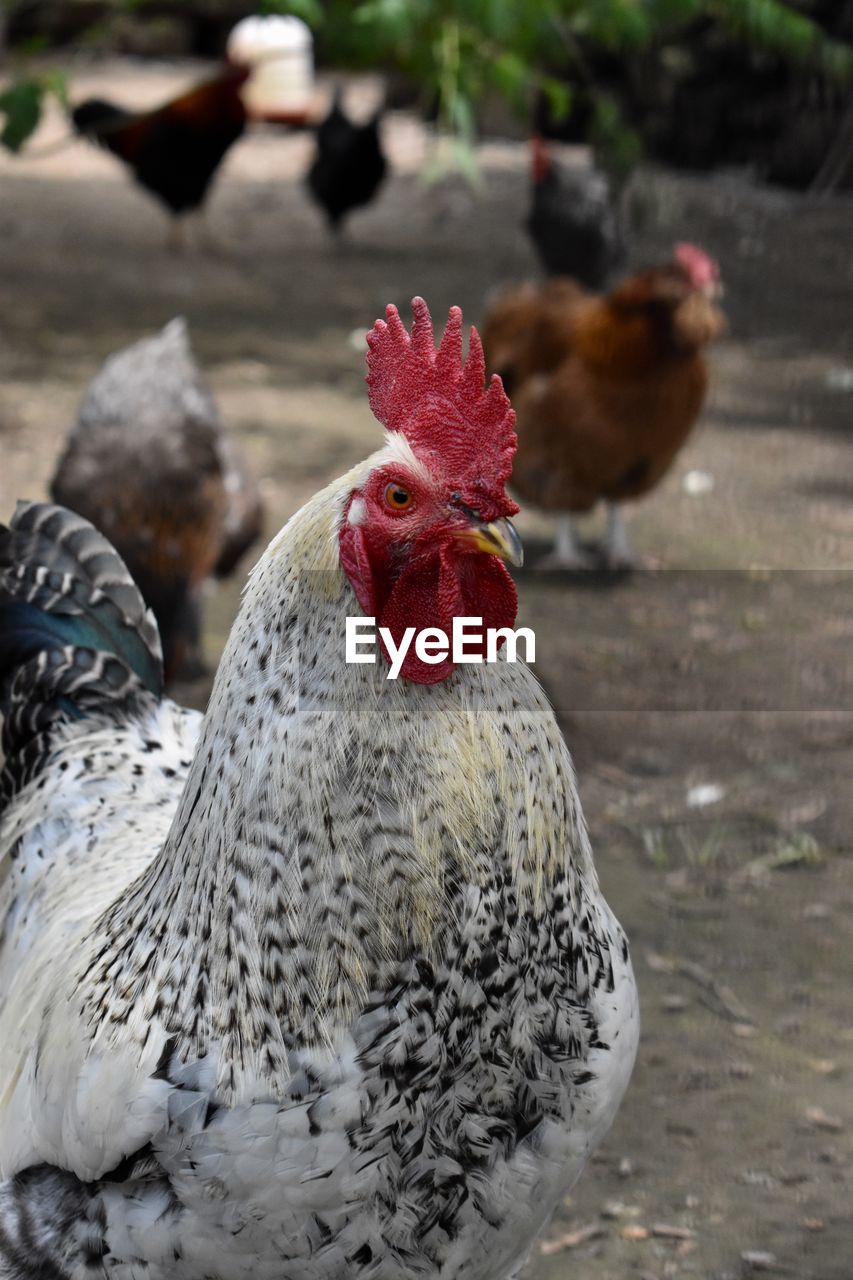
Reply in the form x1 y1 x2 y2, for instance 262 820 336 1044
1 57 852 1280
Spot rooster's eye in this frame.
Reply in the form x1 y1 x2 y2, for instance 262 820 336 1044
384 483 413 512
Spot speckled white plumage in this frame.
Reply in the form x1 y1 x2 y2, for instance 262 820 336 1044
0 450 638 1279
0 698 199 1177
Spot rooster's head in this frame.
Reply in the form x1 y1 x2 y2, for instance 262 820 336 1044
339 297 521 685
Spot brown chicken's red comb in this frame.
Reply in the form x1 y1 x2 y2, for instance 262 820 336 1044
674 242 719 289
366 297 517 494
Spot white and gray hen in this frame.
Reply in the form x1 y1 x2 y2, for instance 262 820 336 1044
0 298 637 1280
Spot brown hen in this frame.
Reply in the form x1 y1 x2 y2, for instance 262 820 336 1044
482 244 725 568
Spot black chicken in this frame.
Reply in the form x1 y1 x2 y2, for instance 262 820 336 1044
525 134 624 289
306 88 387 235
72 65 249 249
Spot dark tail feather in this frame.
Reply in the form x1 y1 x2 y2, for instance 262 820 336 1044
70 97 134 139
0 1164 91 1279
0 502 163 800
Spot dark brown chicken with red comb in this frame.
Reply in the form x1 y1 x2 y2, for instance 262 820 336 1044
72 65 249 249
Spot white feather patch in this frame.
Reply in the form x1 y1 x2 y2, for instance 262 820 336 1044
347 497 367 527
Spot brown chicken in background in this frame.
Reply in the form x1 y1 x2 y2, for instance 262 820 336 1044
482 244 725 568
50 318 264 682
71 65 249 251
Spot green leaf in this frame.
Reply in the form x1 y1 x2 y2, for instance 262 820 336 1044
12 34 49 58
0 80 43 154
352 0 411 34
299 0 853 157
539 73 571 122
452 135 481 184
262 0 325 25
450 92 476 143
590 90 642 183
422 134 481 186
644 0 703 24
569 0 652 49
491 50 527 93
710 0 853 79
41 69 69 111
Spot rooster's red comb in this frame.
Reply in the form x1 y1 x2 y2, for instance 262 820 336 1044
674 242 719 290
366 297 517 499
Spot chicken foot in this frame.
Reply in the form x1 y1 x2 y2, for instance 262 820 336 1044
538 507 640 571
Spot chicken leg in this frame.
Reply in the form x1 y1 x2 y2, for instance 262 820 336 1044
537 515 598 570
601 503 640 570
165 211 228 257
166 215 188 254
194 207 231 257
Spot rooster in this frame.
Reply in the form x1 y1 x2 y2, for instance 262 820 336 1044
50 317 264 683
0 298 638 1280
482 245 725 568
526 134 624 289
72 65 249 250
306 87 387 236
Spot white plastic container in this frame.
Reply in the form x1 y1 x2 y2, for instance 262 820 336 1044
227 14 314 123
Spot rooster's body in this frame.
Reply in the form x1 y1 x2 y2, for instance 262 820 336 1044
0 301 637 1280
72 67 249 248
483 246 725 568
50 318 264 682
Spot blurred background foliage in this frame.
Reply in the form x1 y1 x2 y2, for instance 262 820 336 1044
2 0 853 188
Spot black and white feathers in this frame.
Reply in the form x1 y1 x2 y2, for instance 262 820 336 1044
0 481 637 1279
0 501 163 801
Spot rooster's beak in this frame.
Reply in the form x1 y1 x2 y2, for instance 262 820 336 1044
456 517 524 568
